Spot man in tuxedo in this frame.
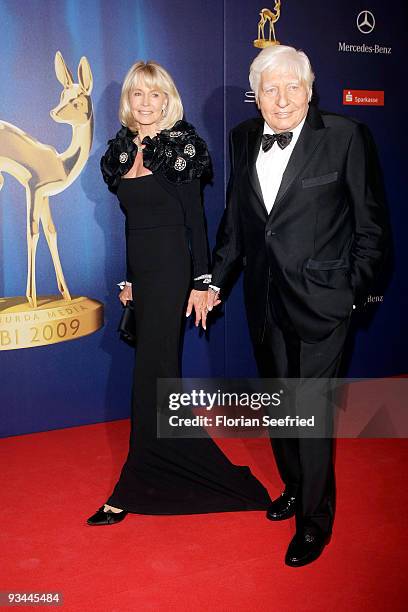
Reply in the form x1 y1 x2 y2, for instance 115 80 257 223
206 45 388 566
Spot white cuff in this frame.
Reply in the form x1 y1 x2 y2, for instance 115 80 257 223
209 284 221 293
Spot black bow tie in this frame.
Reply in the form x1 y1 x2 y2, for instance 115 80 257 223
262 132 293 152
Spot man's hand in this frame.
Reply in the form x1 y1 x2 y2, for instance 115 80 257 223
206 288 221 312
119 284 132 305
186 289 208 329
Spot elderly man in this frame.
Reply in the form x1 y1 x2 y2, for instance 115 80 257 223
207 45 388 566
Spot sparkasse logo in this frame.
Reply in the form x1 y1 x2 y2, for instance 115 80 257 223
343 89 384 106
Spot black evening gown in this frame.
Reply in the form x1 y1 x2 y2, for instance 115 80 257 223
105 173 271 514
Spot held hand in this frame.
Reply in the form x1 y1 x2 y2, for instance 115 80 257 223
206 288 221 312
119 284 132 306
186 289 208 330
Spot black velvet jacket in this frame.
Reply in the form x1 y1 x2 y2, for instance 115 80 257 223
100 121 212 290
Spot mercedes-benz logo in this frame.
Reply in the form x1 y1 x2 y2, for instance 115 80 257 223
357 10 375 34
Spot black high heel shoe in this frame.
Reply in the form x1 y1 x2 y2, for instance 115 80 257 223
87 505 128 526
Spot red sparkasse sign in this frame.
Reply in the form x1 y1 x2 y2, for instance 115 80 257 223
343 90 384 106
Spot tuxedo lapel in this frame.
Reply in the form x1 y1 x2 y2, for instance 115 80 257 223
246 125 269 219
270 106 328 218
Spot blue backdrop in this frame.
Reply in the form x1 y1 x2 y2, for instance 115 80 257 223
1 0 406 437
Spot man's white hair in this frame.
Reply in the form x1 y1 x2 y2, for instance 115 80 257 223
249 45 315 101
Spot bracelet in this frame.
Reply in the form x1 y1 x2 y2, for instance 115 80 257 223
194 274 212 284
117 281 132 290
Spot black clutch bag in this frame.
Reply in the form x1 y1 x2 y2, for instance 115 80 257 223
118 300 136 344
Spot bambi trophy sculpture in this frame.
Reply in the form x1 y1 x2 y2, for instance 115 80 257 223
0 51 103 350
254 2 281 48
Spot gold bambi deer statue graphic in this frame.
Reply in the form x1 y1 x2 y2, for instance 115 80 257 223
0 51 93 309
254 2 281 47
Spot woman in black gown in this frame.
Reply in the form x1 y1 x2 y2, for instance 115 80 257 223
87 61 271 525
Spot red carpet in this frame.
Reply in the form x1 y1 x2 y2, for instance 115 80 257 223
1 420 407 611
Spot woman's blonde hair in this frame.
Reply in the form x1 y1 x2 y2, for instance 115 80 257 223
119 61 184 132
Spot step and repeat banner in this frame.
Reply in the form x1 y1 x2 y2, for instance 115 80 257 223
0 0 406 437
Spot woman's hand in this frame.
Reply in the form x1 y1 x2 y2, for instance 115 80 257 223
186 289 208 330
119 284 132 305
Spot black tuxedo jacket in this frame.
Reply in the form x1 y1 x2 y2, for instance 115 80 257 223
211 105 389 343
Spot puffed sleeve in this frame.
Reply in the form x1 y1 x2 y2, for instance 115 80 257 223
100 126 137 194
176 179 211 290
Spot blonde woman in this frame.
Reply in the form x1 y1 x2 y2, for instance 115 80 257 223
87 61 270 524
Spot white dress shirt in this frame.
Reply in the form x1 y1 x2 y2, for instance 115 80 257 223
256 117 306 214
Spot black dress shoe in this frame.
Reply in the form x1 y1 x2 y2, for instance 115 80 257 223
266 489 297 521
87 506 128 526
285 529 329 567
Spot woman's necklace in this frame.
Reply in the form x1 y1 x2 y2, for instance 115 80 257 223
134 135 143 153
135 129 158 152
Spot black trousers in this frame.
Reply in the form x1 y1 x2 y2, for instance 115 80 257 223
254 285 351 536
